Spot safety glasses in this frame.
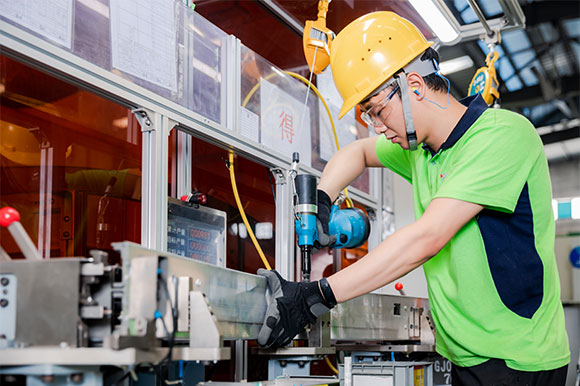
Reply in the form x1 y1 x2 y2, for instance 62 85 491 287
360 84 400 128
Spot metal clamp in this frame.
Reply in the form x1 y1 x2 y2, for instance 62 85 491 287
270 168 287 185
131 108 153 132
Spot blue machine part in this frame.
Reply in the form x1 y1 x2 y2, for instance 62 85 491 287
328 206 371 249
570 246 580 269
295 213 318 247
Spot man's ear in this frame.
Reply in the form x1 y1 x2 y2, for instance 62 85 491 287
406 72 424 100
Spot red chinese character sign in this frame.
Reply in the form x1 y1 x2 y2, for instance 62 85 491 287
279 111 295 144
260 78 312 167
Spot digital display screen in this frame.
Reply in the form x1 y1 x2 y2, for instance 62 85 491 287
167 200 226 266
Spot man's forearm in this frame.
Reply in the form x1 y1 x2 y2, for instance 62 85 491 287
326 218 439 302
326 198 484 303
318 137 380 200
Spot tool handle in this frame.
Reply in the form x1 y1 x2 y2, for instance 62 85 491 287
0 207 42 261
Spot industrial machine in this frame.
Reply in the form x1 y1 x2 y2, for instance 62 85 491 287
0 191 435 385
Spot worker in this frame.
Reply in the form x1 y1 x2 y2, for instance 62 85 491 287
258 11 570 386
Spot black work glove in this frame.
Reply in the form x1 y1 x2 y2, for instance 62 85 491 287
257 269 337 348
314 189 334 250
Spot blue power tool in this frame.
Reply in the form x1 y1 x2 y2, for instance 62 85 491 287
294 174 371 282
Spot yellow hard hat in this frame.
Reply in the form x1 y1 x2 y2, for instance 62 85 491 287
0 121 40 166
330 11 433 118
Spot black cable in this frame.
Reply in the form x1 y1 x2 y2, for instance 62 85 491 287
158 275 178 367
113 274 178 385
111 363 155 386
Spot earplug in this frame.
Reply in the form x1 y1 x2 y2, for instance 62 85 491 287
412 87 420 95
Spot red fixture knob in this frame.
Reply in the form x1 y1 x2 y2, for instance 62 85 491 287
0 207 20 227
395 282 403 291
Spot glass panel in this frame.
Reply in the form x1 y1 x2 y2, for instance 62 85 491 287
382 170 395 240
478 0 503 17
316 67 371 193
573 44 580 70
0 55 142 261
564 19 580 38
502 30 532 53
186 134 276 274
447 0 503 24
530 103 557 122
538 23 555 43
240 45 371 194
504 76 523 92
461 7 478 24
168 128 178 198
1 0 227 125
518 67 539 87
553 44 574 77
188 12 226 124
240 44 318 168
512 50 536 70
497 57 515 79
453 0 469 12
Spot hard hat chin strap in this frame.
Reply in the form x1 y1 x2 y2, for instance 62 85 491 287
395 72 418 151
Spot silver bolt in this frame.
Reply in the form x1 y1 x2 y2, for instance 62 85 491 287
70 373 84 384
40 375 56 383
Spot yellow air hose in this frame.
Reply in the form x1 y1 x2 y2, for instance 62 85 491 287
228 150 272 271
325 356 339 375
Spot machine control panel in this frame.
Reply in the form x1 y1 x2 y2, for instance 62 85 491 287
0 274 17 345
167 197 226 267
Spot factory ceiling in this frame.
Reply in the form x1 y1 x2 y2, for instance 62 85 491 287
195 0 580 162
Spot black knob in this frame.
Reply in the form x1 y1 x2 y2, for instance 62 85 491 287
0 277 8 287
0 299 8 308
340 234 348 243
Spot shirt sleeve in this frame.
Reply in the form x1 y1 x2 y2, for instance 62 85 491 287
375 135 413 183
433 111 544 213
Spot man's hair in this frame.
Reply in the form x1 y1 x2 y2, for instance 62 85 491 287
361 47 448 104
420 48 448 93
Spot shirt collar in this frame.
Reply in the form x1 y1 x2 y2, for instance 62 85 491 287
422 94 488 156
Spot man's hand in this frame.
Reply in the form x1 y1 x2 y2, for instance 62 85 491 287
257 269 337 348
314 190 334 251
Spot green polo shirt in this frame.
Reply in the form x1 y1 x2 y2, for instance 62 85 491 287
375 95 569 371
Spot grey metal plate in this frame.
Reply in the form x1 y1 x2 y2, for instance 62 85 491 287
0 260 82 347
253 347 336 356
335 344 436 354
197 378 340 386
331 294 430 342
113 242 267 340
0 346 229 365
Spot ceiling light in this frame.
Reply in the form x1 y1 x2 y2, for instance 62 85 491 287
408 0 460 44
439 55 474 75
